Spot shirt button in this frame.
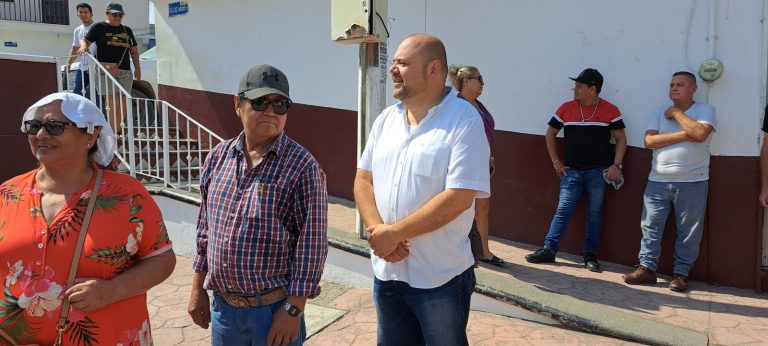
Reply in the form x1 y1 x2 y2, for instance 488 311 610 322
229 213 236 218
223 263 228 268
37 243 43 249
224 238 229 242
41 230 46 235
35 260 41 265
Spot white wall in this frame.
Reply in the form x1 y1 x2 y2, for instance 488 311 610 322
154 0 767 156
0 1 150 57
153 195 199 257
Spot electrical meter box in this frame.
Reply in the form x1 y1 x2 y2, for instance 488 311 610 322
331 0 388 44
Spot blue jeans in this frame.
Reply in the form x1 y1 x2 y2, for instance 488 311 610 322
72 70 100 107
211 293 306 346
543 167 608 255
374 267 475 346
639 180 708 276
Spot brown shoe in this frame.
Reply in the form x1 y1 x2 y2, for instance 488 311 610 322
622 265 657 285
669 275 688 292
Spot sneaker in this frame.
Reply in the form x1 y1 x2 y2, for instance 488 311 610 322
622 265 657 285
525 248 555 264
583 253 600 272
669 275 688 292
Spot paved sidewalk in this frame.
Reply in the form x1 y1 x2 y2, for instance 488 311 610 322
326 198 768 345
149 257 635 345
147 197 768 345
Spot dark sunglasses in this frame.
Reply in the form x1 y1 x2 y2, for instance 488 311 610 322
468 75 484 83
108 12 123 18
23 120 78 136
242 96 292 115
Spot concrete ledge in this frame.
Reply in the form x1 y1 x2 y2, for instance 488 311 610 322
326 228 708 346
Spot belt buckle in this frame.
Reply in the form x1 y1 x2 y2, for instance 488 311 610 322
228 295 249 308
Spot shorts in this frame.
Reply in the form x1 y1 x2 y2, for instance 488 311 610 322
98 69 133 95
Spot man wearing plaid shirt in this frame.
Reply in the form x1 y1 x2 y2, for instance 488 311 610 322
187 64 328 346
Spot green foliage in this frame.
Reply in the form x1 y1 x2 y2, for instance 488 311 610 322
150 221 170 250
87 246 131 266
0 185 22 206
94 194 124 213
0 283 38 340
66 316 99 346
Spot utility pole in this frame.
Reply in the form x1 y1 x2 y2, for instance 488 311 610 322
330 0 389 239
356 42 387 239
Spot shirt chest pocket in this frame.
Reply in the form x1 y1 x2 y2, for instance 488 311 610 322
412 144 450 178
242 183 284 222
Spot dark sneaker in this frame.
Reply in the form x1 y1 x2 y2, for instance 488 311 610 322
622 265 657 285
583 253 600 272
525 248 555 264
669 275 689 292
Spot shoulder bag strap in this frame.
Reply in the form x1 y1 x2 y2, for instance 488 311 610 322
113 25 129 68
54 169 104 345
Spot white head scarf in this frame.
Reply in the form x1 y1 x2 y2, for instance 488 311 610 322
21 92 116 166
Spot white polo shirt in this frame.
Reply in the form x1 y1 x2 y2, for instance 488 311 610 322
359 88 491 288
647 102 717 182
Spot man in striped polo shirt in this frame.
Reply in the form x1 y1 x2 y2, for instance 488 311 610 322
526 68 627 272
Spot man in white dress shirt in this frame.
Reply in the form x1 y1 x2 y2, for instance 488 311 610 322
354 34 490 346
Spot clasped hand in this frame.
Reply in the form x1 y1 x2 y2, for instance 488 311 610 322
367 224 411 263
64 278 117 312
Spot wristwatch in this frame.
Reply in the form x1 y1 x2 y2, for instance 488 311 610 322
283 302 303 318
613 162 623 170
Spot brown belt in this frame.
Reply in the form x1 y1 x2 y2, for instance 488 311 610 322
217 288 287 308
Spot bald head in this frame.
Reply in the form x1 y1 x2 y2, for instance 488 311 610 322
402 34 448 78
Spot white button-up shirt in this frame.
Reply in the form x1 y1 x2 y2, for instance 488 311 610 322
359 88 491 288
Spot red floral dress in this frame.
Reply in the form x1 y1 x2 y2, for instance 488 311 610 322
0 168 173 345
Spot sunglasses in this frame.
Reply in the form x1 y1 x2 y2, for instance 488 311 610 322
108 12 123 18
243 97 292 115
468 75 484 83
23 120 78 136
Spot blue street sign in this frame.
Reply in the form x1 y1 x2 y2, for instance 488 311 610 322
4 42 18 48
169 2 189 17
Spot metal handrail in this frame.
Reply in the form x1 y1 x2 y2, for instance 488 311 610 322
1 52 224 191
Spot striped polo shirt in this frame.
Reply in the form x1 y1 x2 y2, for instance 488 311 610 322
548 98 625 170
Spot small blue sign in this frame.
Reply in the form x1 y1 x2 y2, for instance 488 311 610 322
169 1 189 17
4 41 18 48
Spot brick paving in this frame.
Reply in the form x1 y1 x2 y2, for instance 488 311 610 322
147 197 768 345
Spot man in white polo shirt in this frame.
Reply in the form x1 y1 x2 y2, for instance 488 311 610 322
354 34 490 346
623 71 716 292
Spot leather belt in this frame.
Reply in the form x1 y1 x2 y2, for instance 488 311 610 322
217 288 287 308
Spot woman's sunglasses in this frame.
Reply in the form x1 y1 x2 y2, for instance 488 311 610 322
467 75 484 83
23 120 78 136
242 96 292 115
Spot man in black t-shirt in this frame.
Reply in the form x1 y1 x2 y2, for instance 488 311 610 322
77 2 140 133
760 104 768 207
525 68 627 272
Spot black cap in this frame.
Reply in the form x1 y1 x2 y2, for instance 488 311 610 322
569 68 603 89
106 2 124 14
238 64 291 101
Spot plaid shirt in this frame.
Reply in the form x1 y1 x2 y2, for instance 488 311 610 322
193 132 328 297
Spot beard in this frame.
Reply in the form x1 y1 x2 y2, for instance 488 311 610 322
393 84 413 100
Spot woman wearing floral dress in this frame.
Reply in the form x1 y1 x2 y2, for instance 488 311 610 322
0 92 175 345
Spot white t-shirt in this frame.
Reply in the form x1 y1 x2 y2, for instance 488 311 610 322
358 87 491 288
71 23 96 70
647 102 717 182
